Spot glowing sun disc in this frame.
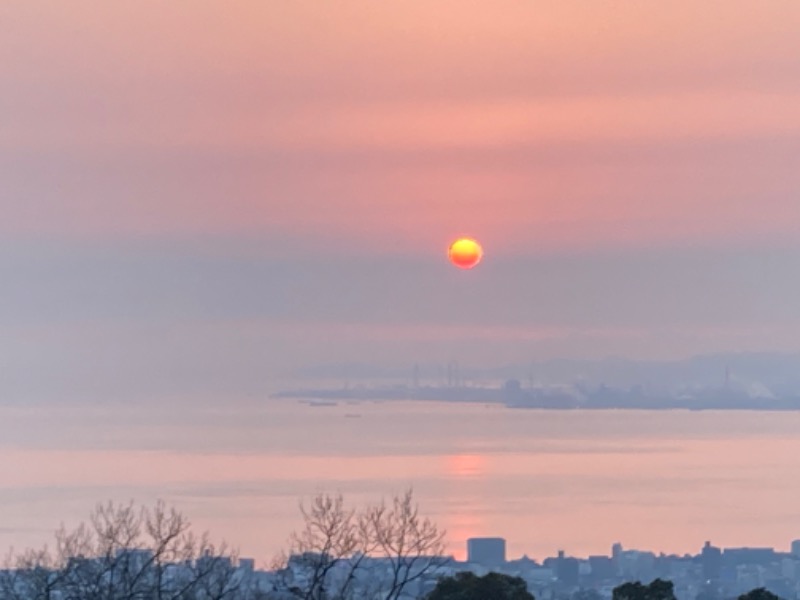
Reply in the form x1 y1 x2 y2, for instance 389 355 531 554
448 238 483 269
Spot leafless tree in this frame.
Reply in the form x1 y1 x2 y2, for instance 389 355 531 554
1 545 68 600
275 494 366 600
276 489 448 600
1 500 244 600
365 489 448 600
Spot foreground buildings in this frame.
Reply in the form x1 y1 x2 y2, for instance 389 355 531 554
454 538 800 600
4 538 800 599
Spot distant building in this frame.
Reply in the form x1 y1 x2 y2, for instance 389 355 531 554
507 555 539 571
612 543 623 561
791 540 800 557
611 543 623 576
239 558 255 572
115 548 154 572
723 547 776 567
467 538 506 567
556 550 579 586
702 541 722 580
588 555 615 581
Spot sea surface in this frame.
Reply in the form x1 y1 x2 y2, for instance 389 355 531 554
2 397 800 564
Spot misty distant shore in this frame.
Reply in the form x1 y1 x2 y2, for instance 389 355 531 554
279 353 800 411
272 382 800 411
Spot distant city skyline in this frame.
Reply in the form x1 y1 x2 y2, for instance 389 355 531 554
5 525 800 600
462 537 800 562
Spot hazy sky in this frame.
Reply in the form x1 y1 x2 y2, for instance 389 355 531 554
3 1 800 400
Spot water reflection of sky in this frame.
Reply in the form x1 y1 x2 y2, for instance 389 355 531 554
1 400 800 563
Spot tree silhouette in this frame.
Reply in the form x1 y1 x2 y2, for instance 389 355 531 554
738 588 781 600
613 579 676 600
427 571 535 600
572 589 604 600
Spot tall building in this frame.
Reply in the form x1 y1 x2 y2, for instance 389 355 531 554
701 541 722 580
467 538 506 567
589 555 615 581
612 543 623 560
556 550 580 586
792 540 800 557
611 543 623 574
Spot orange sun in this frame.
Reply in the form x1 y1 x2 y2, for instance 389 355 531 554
448 238 483 269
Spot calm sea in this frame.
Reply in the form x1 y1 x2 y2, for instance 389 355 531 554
2 398 800 564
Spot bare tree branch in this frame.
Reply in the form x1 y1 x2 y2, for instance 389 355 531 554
277 489 449 600
4 500 241 600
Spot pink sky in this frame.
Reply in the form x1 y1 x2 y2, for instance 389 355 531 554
2 1 800 387
7 3 800 571
3 1 800 255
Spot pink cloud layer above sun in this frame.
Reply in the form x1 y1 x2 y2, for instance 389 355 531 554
2 0 800 257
